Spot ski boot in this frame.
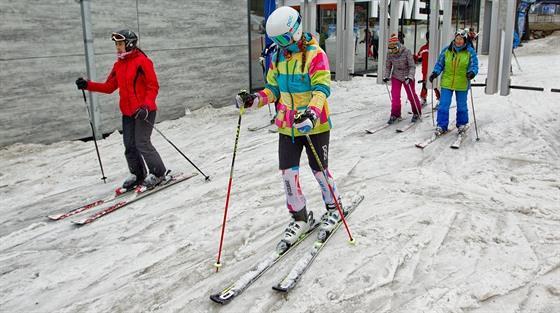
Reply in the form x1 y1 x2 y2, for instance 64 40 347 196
116 174 143 195
387 116 402 125
276 207 314 254
411 114 421 123
317 199 346 242
434 126 446 136
137 173 165 192
457 124 469 134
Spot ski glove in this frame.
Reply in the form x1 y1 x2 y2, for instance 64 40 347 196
382 77 390 83
428 72 438 83
404 77 412 84
75 77 88 90
466 71 476 80
235 90 259 109
294 109 317 134
134 106 150 120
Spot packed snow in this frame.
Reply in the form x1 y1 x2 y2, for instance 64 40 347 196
1 34 559 313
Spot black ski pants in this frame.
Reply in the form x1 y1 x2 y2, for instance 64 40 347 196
122 111 166 179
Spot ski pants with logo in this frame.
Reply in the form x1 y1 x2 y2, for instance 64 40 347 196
437 88 469 130
278 131 340 214
122 111 166 180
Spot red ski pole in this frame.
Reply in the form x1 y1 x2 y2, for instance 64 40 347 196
304 135 354 244
214 107 245 271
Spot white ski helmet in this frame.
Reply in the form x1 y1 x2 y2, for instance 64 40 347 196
266 6 303 47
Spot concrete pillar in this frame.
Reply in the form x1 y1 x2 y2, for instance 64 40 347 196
389 0 400 36
335 0 354 80
377 0 389 84
500 0 516 96
427 0 440 90
486 0 501 95
301 0 318 36
79 0 101 139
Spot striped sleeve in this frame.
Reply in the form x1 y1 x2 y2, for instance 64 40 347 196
308 49 331 113
257 53 280 106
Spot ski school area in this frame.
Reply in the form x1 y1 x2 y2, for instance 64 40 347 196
0 31 558 312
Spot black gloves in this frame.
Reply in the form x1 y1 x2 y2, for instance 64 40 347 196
382 78 390 83
235 90 258 109
466 71 476 80
76 77 88 90
404 77 412 84
134 106 149 120
429 72 438 83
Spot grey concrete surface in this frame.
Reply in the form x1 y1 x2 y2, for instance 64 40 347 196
0 0 249 146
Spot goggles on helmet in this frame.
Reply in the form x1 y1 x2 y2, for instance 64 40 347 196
454 29 468 38
111 32 126 42
270 15 301 47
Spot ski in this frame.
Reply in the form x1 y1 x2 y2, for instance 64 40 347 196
248 121 273 132
365 118 402 134
415 124 457 149
272 195 365 293
71 172 198 225
209 213 321 305
450 126 470 149
396 120 420 133
47 188 135 221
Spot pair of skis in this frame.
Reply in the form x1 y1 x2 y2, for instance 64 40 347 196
365 118 420 135
47 172 198 225
210 195 364 305
415 124 470 149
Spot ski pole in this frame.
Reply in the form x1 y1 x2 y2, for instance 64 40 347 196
214 106 245 271
143 119 210 181
404 81 421 118
469 84 480 141
512 51 523 72
384 82 392 103
431 84 435 126
304 134 355 244
81 90 107 183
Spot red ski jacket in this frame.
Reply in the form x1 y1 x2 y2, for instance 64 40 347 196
415 43 430 80
86 50 159 116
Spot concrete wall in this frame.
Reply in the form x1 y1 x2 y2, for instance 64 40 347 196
0 0 249 146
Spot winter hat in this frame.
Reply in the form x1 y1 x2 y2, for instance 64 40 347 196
388 33 399 45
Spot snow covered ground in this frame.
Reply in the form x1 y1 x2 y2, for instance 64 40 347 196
1 34 559 313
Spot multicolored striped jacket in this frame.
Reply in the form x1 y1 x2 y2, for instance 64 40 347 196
433 43 479 91
384 46 416 82
256 33 332 138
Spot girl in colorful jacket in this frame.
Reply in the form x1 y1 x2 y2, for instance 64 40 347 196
383 34 422 124
235 7 342 249
429 29 479 135
75 30 167 190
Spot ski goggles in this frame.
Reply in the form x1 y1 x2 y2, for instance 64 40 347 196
270 16 301 47
454 29 468 38
111 32 126 42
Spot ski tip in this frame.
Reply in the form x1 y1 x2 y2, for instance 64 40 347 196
415 144 425 149
71 220 87 226
209 294 229 305
47 215 62 221
450 145 460 149
272 285 289 293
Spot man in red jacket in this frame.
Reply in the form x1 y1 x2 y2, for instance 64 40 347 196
76 29 167 190
414 31 441 107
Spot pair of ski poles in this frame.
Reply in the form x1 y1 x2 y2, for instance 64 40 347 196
214 104 355 271
80 90 210 183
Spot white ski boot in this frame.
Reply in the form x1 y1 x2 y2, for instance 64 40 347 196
318 200 346 242
277 208 314 254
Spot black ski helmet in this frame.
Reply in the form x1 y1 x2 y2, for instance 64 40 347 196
111 29 138 51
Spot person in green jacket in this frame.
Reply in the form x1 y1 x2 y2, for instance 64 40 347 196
429 29 479 135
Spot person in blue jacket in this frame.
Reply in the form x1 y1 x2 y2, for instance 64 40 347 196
429 29 479 135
